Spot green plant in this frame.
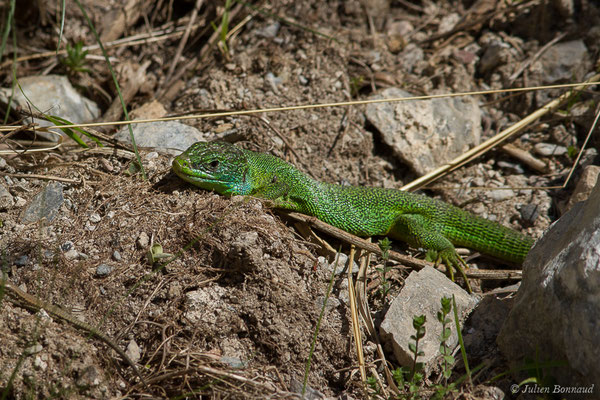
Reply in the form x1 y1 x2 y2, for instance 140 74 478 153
350 75 365 97
376 237 392 302
392 314 426 399
211 0 233 57
60 41 90 73
366 375 379 396
432 296 458 399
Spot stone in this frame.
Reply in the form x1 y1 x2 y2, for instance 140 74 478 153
95 264 113 277
20 182 64 223
0 183 14 209
136 232 149 249
126 340 141 364
380 266 479 370
497 178 600 388
533 142 568 157
0 75 100 133
14 255 28 266
479 40 512 74
366 88 481 175
560 165 600 214
532 40 590 84
114 121 206 155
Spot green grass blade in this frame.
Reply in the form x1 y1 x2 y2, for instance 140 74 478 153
56 0 66 51
72 0 147 180
303 250 339 396
452 294 471 385
0 0 15 62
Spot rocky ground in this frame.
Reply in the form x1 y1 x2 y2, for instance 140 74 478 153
1 0 599 398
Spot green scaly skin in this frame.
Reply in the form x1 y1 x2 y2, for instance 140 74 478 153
173 141 535 292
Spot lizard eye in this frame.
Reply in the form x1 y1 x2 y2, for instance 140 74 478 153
209 160 220 169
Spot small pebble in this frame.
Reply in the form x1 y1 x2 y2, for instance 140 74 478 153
126 340 141 364
61 241 74 252
64 249 79 260
534 143 567 157
89 213 101 223
519 204 539 223
220 356 247 368
95 264 113 277
144 151 159 160
496 160 524 174
136 232 150 249
486 189 514 202
14 255 28 266
14 197 27 207
25 344 43 355
112 250 122 261
34 355 47 371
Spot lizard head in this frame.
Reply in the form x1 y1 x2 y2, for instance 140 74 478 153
172 141 251 195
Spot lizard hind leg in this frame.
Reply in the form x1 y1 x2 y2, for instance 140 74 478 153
389 214 473 293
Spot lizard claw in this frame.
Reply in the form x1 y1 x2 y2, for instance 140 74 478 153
434 249 473 294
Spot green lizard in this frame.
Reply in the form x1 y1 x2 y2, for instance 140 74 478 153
172 141 535 292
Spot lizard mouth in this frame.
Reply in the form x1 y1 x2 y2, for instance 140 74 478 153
172 157 230 190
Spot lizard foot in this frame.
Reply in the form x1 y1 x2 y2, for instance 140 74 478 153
431 249 473 294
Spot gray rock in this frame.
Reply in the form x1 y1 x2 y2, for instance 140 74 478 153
14 255 28 266
479 41 512 74
33 355 48 371
534 142 568 157
126 340 141 364
497 178 600 388
366 88 481 175
486 189 514 202
112 250 122 262
0 75 100 134
25 343 43 355
255 21 280 38
114 121 206 155
289 378 326 400
318 253 359 275
64 249 79 260
0 183 14 209
380 266 479 370
136 232 149 249
560 165 600 214
496 160 524 174
533 40 590 84
95 264 113 277
20 182 64 223
398 44 424 73
519 203 540 224
219 356 247 368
